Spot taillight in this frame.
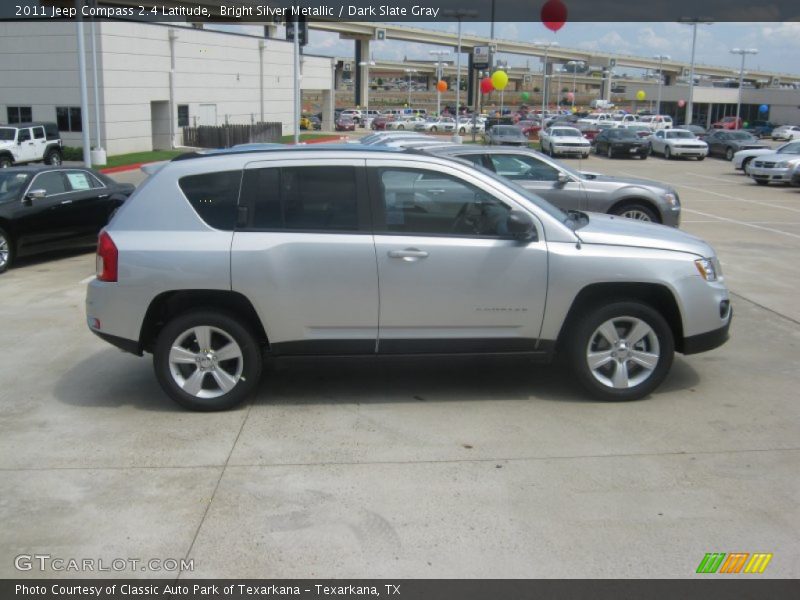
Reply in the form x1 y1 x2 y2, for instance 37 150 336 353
96 230 118 282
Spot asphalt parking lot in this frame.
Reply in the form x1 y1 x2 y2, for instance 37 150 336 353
1 151 798 579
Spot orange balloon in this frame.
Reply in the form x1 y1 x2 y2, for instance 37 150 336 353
436 80 448 93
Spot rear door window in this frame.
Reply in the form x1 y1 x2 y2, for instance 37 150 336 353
179 171 242 231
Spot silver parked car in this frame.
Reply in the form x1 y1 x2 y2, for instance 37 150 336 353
86 146 730 410
485 125 530 146
426 145 681 226
648 129 708 160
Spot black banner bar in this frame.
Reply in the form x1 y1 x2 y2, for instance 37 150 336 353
2 580 800 600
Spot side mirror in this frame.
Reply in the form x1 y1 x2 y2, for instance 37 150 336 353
507 210 536 241
557 172 570 184
25 189 46 202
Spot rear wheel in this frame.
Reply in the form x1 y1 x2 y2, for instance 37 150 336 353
430 126 437 132
567 301 674 401
154 310 263 411
397 124 405 130
0 155 12 169
459 127 466 135
697 156 706 161
0 227 13 273
607 146 614 159
613 202 658 223
45 148 62 166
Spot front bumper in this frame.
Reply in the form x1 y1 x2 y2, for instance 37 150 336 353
682 309 732 355
553 144 590 155
749 166 793 183
670 145 708 157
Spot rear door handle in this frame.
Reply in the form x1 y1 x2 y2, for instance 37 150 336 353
388 248 429 261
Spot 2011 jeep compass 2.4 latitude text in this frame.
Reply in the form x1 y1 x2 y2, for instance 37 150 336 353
86 146 731 410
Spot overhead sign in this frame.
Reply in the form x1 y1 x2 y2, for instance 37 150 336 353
473 46 491 70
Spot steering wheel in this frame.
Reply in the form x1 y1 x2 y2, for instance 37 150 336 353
451 202 482 234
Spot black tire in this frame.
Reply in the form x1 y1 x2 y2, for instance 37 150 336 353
612 202 659 223
459 127 466 135
566 301 674 401
725 147 734 161
742 157 752 173
594 143 601 155
397 125 404 130
44 148 63 166
755 179 769 186
664 146 672 160
0 155 12 169
154 310 263 411
0 227 13 274
697 156 706 161
607 146 614 159
639 153 648 160
430 126 437 132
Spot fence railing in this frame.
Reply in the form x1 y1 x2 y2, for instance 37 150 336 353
182 122 282 148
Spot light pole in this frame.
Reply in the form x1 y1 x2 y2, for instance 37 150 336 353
731 48 757 130
359 60 375 128
654 54 670 115
404 68 417 108
680 19 712 126
496 63 507 117
536 41 558 119
567 60 584 110
442 9 477 143
430 50 450 116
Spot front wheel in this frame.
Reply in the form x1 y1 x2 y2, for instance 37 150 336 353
613 202 658 223
566 301 674 401
459 127 466 135
664 146 672 160
607 146 614 159
0 227 14 273
397 125 405 130
430 126 437 132
154 310 263 411
697 156 706 161
725 147 734 161
755 179 769 186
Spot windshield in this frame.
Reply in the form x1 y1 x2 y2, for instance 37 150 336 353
610 129 639 140
667 131 695 139
0 171 30 200
779 142 800 153
0 128 16 141
730 132 755 140
552 128 581 137
494 126 522 135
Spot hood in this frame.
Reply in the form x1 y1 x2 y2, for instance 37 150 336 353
0 140 14 149
579 172 672 192
575 213 713 257
752 152 800 164
734 147 772 158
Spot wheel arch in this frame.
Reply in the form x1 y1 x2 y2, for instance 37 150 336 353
608 197 663 223
556 282 685 353
139 290 268 354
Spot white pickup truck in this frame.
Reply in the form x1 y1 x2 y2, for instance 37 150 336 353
0 122 63 168
577 113 615 126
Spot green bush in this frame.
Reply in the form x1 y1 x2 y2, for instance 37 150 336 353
61 146 83 161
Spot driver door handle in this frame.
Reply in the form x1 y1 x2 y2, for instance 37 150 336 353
388 248 429 261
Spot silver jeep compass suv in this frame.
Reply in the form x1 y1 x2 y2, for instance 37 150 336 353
86 146 731 410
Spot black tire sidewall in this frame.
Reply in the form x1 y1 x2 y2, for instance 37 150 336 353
0 226 13 273
46 149 62 165
153 310 262 411
567 301 675 401
0 156 12 168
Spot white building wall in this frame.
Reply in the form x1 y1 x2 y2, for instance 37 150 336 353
0 21 334 155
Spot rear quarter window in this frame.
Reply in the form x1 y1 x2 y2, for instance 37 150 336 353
178 170 242 231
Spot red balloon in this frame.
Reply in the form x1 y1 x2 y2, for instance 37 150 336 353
480 77 495 94
541 0 567 32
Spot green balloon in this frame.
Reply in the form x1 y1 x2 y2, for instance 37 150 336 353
743 121 749 128
521 92 530 101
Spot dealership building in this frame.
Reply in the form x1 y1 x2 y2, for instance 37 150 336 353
0 21 335 155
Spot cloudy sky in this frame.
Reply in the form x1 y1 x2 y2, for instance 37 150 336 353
294 22 800 76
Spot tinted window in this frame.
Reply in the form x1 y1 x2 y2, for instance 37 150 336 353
489 154 560 182
179 171 241 231
242 166 358 231
33 127 45 140
17 129 31 143
378 168 511 236
0 172 30 200
31 171 67 196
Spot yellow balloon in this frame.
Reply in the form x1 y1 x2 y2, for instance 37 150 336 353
636 90 646 101
491 70 509 91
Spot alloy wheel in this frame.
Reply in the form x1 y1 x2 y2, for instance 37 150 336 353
168 325 244 399
0 233 9 269
620 208 653 221
586 316 660 389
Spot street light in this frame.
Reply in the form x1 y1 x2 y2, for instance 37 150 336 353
404 68 417 108
443 9 478 143
566 60 585 110
535 41 558 120
430 50 450 117
731 48 758 130
680 19 713 127
653 54 670 115
359 60 375 129
496 63 507 116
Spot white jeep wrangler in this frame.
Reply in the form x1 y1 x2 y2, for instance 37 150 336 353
0 122 63 168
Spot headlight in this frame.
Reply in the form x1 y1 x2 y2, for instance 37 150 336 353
776 159 800 169
694 258 719 282
663 192 680 208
